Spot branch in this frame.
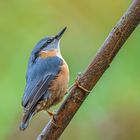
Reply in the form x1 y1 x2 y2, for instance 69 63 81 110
37 1 140 139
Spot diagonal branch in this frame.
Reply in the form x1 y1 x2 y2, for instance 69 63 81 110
37 0 140 140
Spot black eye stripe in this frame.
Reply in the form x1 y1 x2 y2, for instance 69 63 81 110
47 39 52 43
41 39 52 49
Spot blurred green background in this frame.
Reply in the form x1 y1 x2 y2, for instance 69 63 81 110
0 0 140 140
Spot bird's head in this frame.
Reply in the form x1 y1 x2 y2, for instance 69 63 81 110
32 27 67 55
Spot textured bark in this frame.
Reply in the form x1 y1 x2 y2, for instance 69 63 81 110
37 0 140 140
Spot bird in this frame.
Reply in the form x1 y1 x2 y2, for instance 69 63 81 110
20 27 69 131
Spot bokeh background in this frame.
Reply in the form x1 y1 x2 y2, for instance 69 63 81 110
0 0 140 140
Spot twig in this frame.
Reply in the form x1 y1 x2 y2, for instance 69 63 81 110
37 0 140 139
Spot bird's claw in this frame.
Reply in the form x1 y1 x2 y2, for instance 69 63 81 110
47 110 54 117
47 110 61 128
67 72 90 94
75 72 91 93
77 72 83 78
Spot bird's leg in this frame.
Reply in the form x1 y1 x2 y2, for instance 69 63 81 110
66 72 83 94
65 81 76 95
47 110 54 118
66 84 74 94
75 72 91 93
65 72 91 96
47 110 61 128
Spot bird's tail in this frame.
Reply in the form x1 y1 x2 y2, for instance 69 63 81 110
19 109 35 131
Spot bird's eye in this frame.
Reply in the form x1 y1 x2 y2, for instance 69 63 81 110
47 39 52 43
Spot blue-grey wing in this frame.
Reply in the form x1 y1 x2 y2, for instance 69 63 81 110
22 56 63 108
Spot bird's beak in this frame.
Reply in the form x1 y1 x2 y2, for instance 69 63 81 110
55 27 67 40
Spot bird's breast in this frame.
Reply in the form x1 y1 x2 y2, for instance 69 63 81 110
48 61 69 105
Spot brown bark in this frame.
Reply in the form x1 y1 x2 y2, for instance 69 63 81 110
37 0 140 139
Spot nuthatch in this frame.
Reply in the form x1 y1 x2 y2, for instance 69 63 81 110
20 27 69 130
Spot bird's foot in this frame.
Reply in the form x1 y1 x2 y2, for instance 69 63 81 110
74 72 91 93
47 110 54 118
67 72 84 93
47 110 61 128
66 72 91 95
67 85 73 93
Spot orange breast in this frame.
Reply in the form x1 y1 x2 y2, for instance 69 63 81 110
48 61 69 105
